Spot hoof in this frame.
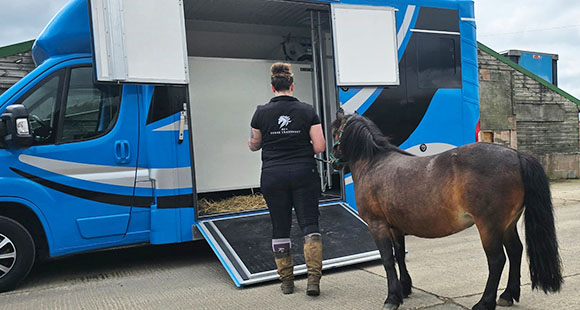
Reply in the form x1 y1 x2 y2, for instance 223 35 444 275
472 302 495 310
383 303 399 310
497 298 514 307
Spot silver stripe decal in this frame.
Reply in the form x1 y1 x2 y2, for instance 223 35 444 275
19 155 137 188
137 167 193 190
18 155 192 190
411 29 460 36
397 5 416 49
345 175 353 185
341 87 377 114
153 120 189 132
461 17 476 22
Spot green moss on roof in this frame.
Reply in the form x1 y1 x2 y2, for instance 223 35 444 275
0 40 35 59
478 41 580 107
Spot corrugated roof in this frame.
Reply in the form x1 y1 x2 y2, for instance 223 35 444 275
478 41 580 107
0 40 35 59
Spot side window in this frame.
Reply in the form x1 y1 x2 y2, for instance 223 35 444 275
416 34 462 89
146 85 187 125
59 67 121 143
20 71 62 145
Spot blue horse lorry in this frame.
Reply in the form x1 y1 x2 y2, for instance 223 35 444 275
0 0 478 291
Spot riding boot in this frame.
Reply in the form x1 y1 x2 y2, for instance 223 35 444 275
274 249 294 294
304 233 322 296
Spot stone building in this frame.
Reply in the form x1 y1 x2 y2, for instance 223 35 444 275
0 40 35 95
478 42 580 179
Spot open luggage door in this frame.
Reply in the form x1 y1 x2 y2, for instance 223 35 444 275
197 203 380 286
89 0 189 84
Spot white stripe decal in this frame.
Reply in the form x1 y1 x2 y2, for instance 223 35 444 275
397 5 416 49
461 17 476 22
411 29 460 36
153 120 189 132
341 88 377 114
18 155 192 190
345 175 353 185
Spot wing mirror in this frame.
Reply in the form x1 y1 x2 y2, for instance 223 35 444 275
0 104 33 148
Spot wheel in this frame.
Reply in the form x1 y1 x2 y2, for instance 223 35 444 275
0 216 36 292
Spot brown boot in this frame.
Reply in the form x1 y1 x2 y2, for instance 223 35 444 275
304 234 322 296
274 250 294 294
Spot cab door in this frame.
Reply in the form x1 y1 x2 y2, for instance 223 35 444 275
7 61 140 253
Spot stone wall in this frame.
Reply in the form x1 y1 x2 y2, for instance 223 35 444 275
0 51 35 95
478 46 580 179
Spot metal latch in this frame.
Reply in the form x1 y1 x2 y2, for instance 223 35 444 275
179 103 187 144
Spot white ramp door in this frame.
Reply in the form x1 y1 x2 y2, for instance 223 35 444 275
90 0 189 84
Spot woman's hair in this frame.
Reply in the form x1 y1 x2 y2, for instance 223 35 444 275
271 62 294 91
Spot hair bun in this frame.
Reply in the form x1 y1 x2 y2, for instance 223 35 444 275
271 62 293 76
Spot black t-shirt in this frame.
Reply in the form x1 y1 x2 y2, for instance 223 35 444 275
251 96 321 169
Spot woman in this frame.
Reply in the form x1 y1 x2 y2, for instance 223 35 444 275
248 63 326 296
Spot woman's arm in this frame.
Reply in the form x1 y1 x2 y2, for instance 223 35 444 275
248 128 263 152
309 124 326 154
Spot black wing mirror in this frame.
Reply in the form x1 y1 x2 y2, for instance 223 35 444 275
0 104 33 148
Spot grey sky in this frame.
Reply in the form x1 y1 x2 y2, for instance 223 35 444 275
1 0 579 98
0 0 69 46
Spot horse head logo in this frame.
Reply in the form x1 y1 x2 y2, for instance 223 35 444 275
278 115 292 129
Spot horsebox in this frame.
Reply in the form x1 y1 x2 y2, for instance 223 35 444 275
0 0 478 290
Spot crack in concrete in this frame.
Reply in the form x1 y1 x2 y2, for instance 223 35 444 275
356 267 472 309
411 286 471 310
358 266 580 309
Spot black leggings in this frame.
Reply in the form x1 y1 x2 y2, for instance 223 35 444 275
261 164 321 239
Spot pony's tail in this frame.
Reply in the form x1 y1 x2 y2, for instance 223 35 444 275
519 153 563 293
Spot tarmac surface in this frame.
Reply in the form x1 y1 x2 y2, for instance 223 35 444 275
1 180 579 310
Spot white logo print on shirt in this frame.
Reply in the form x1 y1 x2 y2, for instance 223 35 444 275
278 115 292 129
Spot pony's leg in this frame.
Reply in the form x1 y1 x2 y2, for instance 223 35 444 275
393 230 412 298
369 223 403 309
497 226 523 307
473 224 506 310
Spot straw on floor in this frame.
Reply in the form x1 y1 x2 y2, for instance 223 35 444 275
198 194 267 214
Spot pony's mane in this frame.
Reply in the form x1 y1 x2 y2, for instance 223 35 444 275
333 114 413 163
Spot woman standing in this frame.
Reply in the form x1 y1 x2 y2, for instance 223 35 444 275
248 63 326 296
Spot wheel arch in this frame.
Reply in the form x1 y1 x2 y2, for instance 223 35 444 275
0 198 52 260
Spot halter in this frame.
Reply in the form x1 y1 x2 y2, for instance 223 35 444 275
329 115 355 166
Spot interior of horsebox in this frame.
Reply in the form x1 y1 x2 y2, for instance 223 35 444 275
182 0 343 217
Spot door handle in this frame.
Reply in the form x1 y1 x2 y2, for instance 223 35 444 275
114 140 130 164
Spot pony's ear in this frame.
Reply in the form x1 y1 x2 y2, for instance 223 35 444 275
336 108 345 120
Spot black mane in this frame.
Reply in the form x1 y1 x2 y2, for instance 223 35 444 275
332 114 413 164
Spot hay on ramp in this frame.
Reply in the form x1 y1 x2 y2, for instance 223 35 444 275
198 194 267 215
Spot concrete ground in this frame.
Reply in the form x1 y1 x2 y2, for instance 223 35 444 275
1 180 579 310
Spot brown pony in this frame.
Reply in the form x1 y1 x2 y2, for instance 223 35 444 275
331 111 562 310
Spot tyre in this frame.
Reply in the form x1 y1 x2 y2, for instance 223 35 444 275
0 216 36 293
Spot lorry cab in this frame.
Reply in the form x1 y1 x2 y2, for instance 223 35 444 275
0 0 478 291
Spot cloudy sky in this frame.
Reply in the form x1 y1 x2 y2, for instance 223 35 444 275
1 0 579 98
